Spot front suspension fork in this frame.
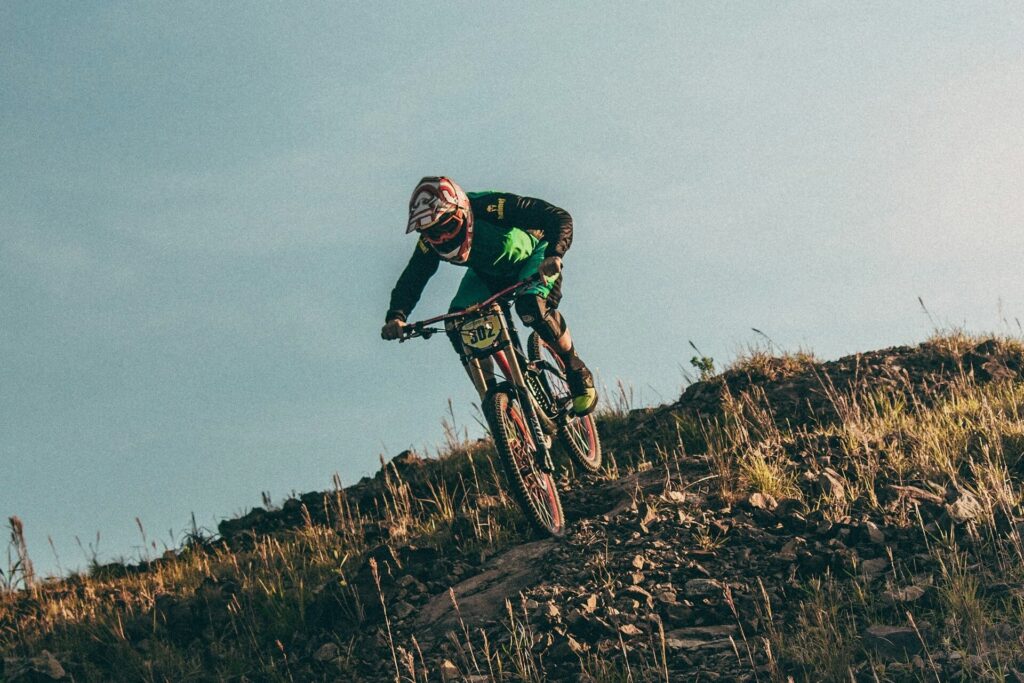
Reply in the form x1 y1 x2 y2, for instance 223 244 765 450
517 386 555 473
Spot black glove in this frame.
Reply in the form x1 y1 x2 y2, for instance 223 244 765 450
381 319 407 340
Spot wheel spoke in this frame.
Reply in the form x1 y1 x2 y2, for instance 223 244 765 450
528 333 602 473
566 421 588 450
488 389 563 535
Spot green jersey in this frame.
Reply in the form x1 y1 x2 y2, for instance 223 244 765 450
386 191 573 322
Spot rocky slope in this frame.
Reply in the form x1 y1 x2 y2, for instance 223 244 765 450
4 336 1024 681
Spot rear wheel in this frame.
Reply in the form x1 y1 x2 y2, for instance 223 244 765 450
528 333 603 473
484 388 565 536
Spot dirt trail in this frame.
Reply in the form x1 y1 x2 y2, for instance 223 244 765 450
9 337 1024 681
334 338 1024 680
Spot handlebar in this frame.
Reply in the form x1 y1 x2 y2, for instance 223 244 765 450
398 322 443 342
398 274 545 343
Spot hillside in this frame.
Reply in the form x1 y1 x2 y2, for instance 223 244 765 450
4 335 1024 681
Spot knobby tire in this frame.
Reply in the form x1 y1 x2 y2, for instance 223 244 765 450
527 332 603 474
484 388 565 537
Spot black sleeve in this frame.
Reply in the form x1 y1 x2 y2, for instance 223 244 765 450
472 192 573 258
386 239 441 322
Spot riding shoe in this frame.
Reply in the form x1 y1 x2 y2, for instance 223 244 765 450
565 355 598 416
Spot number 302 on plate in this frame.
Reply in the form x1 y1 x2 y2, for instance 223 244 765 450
460 314 501 350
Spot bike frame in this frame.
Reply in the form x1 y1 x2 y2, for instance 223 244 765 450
402 277 560 471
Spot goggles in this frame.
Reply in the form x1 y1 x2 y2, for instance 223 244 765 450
421 209 465 245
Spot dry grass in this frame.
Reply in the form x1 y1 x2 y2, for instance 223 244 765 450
5 334 1024 680
726 345 818 380
740 337 1024 679
0 405 664 681
0 429 537 680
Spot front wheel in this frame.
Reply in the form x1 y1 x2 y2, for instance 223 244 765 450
484 388 565 537
528 333 603 474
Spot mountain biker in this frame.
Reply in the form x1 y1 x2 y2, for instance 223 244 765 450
381 176 598 415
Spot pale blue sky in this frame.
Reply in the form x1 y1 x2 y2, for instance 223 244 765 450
3 2 1023 576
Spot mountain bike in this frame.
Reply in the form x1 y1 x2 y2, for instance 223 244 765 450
399 276 602 536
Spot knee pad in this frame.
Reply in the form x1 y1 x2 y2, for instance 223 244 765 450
514 295 544 326
515 295 565 343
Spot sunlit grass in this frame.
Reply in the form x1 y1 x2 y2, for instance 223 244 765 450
5 333 1024 679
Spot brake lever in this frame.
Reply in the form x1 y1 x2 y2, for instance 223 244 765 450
397 324 418 343
399 324 439 342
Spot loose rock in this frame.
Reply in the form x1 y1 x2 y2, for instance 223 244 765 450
864 625 925 660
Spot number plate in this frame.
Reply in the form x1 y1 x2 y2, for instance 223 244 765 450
460 314 502 350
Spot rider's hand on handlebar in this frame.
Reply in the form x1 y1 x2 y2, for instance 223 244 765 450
538 256 562 279
381 318 407 340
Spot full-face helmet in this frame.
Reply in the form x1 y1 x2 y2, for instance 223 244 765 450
406 176 473 263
